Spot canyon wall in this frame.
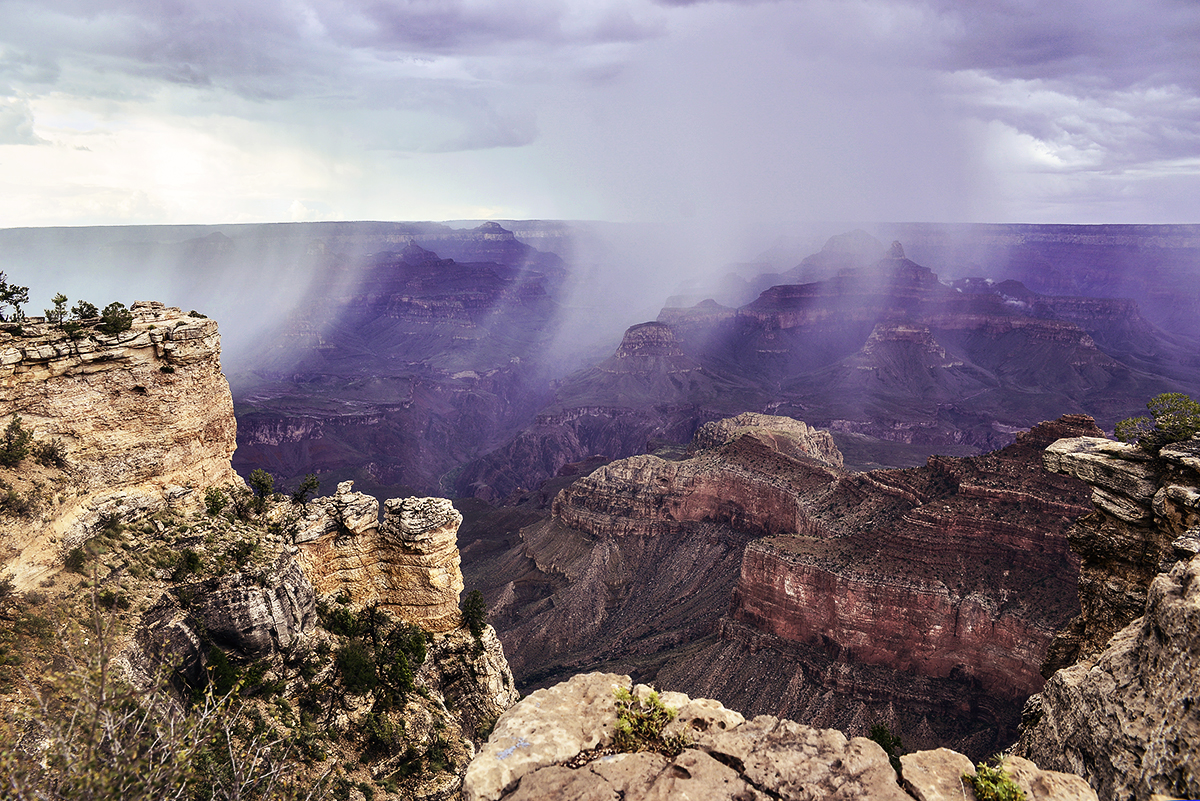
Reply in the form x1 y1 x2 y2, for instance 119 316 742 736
0 302 239 588
473 411 1101 758
1016 434 1200 801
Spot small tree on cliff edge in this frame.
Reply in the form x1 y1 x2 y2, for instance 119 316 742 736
248 468 275 514
1116 392 1200 454
0 273 29 322
461 590 487 641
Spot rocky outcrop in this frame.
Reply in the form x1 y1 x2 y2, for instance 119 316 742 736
295 481 465 633
1039 435 1200 670
689 411 843 467
1017 552 1200 801
129 551 317 690
464 672 1096 801
1014 433 1200 801
0 302 238 589
476 413 1103 759
552 429 841 540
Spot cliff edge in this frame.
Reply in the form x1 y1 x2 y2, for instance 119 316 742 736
1015 435 1200 801
0 302 238 589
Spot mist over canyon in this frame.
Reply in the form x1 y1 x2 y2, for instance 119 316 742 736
1 219 1198 797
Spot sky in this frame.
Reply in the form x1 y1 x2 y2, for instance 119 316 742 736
1 0 1199 229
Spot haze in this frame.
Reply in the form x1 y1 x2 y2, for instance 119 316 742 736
2 0 1199 231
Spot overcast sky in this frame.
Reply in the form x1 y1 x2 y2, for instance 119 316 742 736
1 0 1198 229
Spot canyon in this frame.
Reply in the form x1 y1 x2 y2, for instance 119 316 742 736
0 307 517 800
1 219 1198 799
464 411 1104 759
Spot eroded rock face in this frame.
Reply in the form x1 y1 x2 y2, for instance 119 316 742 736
1040 435 1200 671
693 414 1102 755
1016 433 1200 801
129 551 317 690
295 481 465 632
483 414 844 681
0 302 238 589
465 672 1095 801
1017 554 1200 801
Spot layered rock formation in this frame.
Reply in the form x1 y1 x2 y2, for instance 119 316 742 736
0 301 239 588
464 239 1195 494
1015 433 1200 801
294 480 466 633
477 414 844 684
464 672 1096 801
1038 435 1200 670
470 412 1101 758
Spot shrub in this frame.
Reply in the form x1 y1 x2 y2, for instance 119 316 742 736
0 273 29 322
291 473 320 505
965 759 1027 801
0 572 14 601
44 293 68 328
71 300 98 320
0 414 33 467
204 486 228 516
96 588 130 610
34 438 67 468
64 546 88 573
336 641 377 695
869 723 904 775
611 686 688 757
1116 392 1200 454
461 589 488 640
0 621 326 800
96 302 133 334
224 485 256 521
172 548 203 580
248 469 275 513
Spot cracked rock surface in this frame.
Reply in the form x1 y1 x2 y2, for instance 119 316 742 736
465 672 1096 801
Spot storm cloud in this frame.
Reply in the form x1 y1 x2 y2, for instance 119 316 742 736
0 0 1197 226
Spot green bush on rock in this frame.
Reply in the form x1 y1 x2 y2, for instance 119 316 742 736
1116 392 1200 454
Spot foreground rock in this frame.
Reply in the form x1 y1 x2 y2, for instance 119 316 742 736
1017 434 1200 801
465 672 1096 801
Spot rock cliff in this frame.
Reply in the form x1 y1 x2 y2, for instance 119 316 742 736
1015 433 1200 801
0 301 238 589
469 412 1101 759
463 672 1096 801
0 303 519 801
1038 435 1200 670
294 480 466 633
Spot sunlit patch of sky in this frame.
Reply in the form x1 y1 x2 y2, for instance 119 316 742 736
0 0 1197 227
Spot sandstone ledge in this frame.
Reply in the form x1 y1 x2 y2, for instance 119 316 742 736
296 481 465 632
465 672 1096 801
